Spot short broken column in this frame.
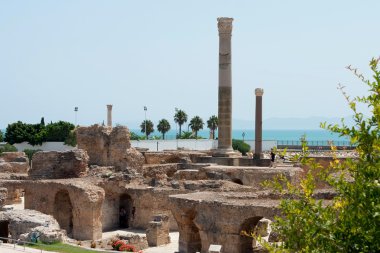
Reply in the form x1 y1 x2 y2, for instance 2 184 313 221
209 244 223 253
146 214 170 247
107 104 113 127
254 88 264 159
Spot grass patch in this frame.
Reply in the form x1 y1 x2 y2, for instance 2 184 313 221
29 242 99 253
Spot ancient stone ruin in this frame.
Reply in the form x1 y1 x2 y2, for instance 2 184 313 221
0 122 342 252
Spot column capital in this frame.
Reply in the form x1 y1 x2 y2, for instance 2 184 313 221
217 17 233 35
107 104 113 109
255 88 264 96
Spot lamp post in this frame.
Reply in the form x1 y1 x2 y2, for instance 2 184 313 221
242 132 246 142
74 107 78 126
144 106 147 139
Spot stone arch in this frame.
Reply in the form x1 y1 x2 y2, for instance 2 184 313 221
231 178 243 185
119 194 133 228
239 216 263 253
54 190 73 236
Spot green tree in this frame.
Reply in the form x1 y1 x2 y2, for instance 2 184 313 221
157 119 171 140
140 120 154 139
45 121 75 142
264 58 380 252
232 139 250 155
40 117 45 126
174 109 187 137
0 130 3 142
207 115 218 139
5 121 30 144
189 116 204 138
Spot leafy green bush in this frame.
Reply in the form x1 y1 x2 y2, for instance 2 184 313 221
0 144 17 154
263 58 380 252
5 120 75 146
45 121 75 142
130 132 141 140
232 139 250 155
64 129 77 147
0 130 3 142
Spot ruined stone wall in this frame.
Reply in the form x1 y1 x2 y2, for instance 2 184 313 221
0 152 29 173
1 180 105 240
29 150 89 179
170 192 282 253
201 166 302 188
77 125 144 172
100 183 182 232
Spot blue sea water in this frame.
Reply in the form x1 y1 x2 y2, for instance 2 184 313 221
1 128 346 142
131 129 347 141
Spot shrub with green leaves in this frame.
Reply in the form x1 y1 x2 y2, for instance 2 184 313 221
0 143 17 154
232 139 250 155
264 58 380 252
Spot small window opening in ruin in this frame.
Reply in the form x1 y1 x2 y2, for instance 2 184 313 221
232 178 244 185
240 216 263 253
54 190 73 237
119 194 133 228
0 221 9 242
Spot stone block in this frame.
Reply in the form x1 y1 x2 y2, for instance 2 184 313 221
209 244 222 253
29 150 89 179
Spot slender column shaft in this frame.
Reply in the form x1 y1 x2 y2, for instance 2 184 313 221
107 104 113 127
217 17 233 151
255 89 264 158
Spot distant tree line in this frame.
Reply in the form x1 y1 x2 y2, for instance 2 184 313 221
4 118 75 146
135 109 219 140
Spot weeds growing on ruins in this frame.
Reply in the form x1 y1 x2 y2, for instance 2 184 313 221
264 58 380 252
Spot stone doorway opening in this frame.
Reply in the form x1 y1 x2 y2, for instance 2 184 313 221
231 178 243 185
119 194 133 228
54 190 73 237
240 216 263 253
0 221 9 242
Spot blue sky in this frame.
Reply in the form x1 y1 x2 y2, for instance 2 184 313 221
0 0 379 129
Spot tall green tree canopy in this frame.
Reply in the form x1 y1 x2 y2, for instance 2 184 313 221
157 119 171 140
0 130 3 142
265 58 380 252
174 109 187 137
140 120 154 139
189 116 204 138
207 115 218 139
5 120 75 145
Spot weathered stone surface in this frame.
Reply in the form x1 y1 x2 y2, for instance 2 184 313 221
0 152 29 173
170 191 282 253
0 187 7 207
143 151 206 165
20 225 66 244
29 150 89 179
0 209 61 240
77 125 144 172
0 179 105 241
143 164 178 183
146 214 170 246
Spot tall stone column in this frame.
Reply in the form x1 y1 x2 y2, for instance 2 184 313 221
215 17 236 157
254 88 264 159
106 104 113 127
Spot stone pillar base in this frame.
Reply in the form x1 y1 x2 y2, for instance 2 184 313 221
212 149 242 158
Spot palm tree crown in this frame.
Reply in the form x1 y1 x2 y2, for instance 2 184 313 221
189 116 204 138
174 109 188 137
207 115 218 139
157 119 171 140
140 120 154 139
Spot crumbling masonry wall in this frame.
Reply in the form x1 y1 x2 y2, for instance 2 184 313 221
76 125 144 171
0 180 105 240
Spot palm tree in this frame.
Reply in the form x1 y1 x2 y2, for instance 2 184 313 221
174 109 188 137
157 119 171 140
140 120 154 139
189 116 204 138
207 115 218 140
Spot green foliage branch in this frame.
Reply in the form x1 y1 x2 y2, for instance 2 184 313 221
262 58 380 252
